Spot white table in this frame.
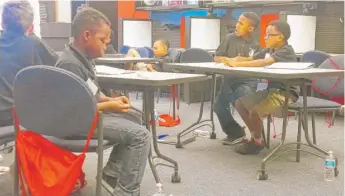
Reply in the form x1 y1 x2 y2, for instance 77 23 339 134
96 67 207 184
164 62 344 179
95 57 158 65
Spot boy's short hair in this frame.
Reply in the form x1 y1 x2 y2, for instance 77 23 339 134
1 0 34 33
269 20 291 41
157 40 170 49
242 12 260 29
71 7 110 38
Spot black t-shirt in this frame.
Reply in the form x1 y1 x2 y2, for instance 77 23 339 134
216 33 261 87
55 45 100 100
0 31 58 125
253 44 299 97
55 44 96 81
156 55 173 72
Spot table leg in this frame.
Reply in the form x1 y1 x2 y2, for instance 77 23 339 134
171 75 215 148
209 74 216 139
301 83 328 155
257 82 338 181
172 85 176 119
146 88 181 183
257 85 291 180
143 90 161 184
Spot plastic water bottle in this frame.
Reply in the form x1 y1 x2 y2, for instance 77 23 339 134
193 129 210 138
154 109 159 128
324 151 336 181
152 183 165 196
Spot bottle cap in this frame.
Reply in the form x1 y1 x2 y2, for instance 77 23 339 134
156 183 163 188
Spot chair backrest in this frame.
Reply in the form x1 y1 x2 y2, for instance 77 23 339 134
313 54 344 97
179 48 214 63
168 48 184 63
120 45 131 54
145 47 154 58
300 50 331 68
13 66 97 138
136 47 150 58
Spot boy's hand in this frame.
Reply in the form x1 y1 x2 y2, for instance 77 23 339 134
108 100 130 113
113 96 130 105
214 56 224 63
146 64 156 72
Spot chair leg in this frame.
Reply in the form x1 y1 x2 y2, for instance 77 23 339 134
96 113 104 196
296 112 302 162
331 111 336 126
261 125 267 148
311 112 316 145
266 115 271 149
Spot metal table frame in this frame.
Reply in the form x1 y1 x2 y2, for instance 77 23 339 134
97 71 207 184
163 62 343 180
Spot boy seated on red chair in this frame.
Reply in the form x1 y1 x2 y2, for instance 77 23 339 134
126 40 172 71
224 20 299 155
55 7 151 196
0 0 58 127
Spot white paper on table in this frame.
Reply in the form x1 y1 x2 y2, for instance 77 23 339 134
265 62 314 70
95 65 127 75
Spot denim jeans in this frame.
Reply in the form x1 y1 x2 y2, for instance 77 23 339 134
214 79 255 137
102 112 151 196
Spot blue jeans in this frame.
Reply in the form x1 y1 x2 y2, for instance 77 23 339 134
102 112 151 196
214 79 255 137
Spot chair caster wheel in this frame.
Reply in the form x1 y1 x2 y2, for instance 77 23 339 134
335 167 339 177
210 132 216 139
171 173 181 183
175 142 183 149
257 170 268 180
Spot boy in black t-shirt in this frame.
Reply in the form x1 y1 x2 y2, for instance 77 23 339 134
55 8 150 196
226 20 298 155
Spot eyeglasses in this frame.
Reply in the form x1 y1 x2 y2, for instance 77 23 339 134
265 34 281 39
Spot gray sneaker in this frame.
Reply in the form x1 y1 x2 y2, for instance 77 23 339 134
221 126 246 145
221 135 246 145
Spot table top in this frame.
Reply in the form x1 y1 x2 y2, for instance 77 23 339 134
96 66 207 87
296 53 342 57
95 57 158 64
164 62 344 80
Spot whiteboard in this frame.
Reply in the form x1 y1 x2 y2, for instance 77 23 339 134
123 20 152 48
287 15 316 53
190 18 220 50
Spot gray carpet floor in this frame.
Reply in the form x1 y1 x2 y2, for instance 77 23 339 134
0 94 344 196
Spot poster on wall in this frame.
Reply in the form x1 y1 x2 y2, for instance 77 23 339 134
287 15 316 53
122 20 152 48
190 17 220 50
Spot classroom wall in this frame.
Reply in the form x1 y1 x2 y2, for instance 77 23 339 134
221 2 344 53
118 1 149 19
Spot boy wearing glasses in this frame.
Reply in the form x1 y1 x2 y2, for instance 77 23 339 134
227 20 298 155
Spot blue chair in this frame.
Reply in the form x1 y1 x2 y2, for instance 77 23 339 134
136 47 150 58
12 65 112 195
145 47 154 58
301 50 331 68
119 45 131 54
